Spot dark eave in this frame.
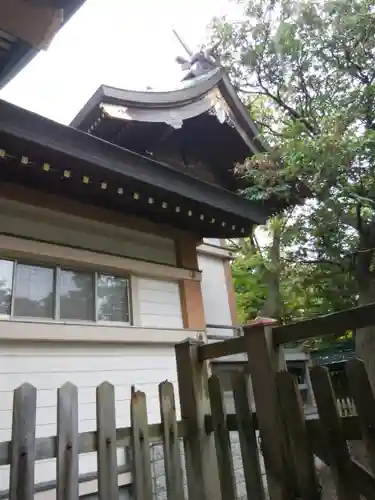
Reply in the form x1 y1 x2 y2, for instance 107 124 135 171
0 1 86 89
0 99 269 237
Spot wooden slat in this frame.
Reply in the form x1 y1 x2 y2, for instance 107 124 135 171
208 374 237 500
175 339 221 500
9 383 37 500
276 371 320 500
232 371 265 500
273 302 375 345
158 381 184 500
243 325 292 500
96 382 119 500
57 383 79 500
310 366 360 500
198 336 245 361
313 442 375 500
346 358 375 476
130 390 153 500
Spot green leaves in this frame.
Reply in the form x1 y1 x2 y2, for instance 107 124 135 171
209 0 375 329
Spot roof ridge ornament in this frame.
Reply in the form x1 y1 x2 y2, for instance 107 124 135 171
173 29 221 79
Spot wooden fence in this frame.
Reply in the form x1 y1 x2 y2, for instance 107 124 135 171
3 303 375 500
199 302 375 500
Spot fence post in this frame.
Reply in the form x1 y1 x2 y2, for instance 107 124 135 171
243 324 294 500
175 338 221 500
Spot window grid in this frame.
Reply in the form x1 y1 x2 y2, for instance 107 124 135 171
2 259 131 325
54 266 61 321
94 272 99 322
9 260 16 318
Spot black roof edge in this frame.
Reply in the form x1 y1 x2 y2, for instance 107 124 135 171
69 84 106 129
0 99 270 225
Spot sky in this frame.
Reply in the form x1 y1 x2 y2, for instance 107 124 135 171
0 0 232 125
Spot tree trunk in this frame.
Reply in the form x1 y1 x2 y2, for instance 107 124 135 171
356 282 375 391
259 220 282 319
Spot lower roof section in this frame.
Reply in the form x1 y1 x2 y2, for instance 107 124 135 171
0 100 269 237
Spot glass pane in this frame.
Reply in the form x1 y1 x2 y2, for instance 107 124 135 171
13 264 54 318
0 260 14 315
97 274 130 322
59 269 94 321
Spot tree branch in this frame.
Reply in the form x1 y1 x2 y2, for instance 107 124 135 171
256 120 285 137
282 257 349 271
256 76 317 136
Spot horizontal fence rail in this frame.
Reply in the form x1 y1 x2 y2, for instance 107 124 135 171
273 302 375 345
0 409 362 467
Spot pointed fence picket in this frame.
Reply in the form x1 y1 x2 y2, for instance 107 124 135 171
3 352 375 499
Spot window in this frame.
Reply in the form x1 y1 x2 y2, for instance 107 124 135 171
59 269 95 321
97 274 130 323
13 263 55 319
0 259 131 324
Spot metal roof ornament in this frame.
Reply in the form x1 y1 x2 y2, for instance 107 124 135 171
172 30 233 127
173 29 221 78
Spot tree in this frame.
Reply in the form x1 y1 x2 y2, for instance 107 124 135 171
209 0 375 381
230 216 357 326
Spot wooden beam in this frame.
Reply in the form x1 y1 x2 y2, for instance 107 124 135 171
198 336 245 361
273 303 375 346
176 237 206 330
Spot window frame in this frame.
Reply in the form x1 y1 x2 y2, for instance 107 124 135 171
11 260 56 321
0 258 132 326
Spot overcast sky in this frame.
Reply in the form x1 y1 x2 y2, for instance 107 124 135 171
0 0 231 125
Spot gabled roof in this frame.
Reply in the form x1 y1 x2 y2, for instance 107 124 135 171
70 68 271 195
71 67 266 154
0 1 86 89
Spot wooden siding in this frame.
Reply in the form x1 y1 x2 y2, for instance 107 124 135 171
138 278 183 329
